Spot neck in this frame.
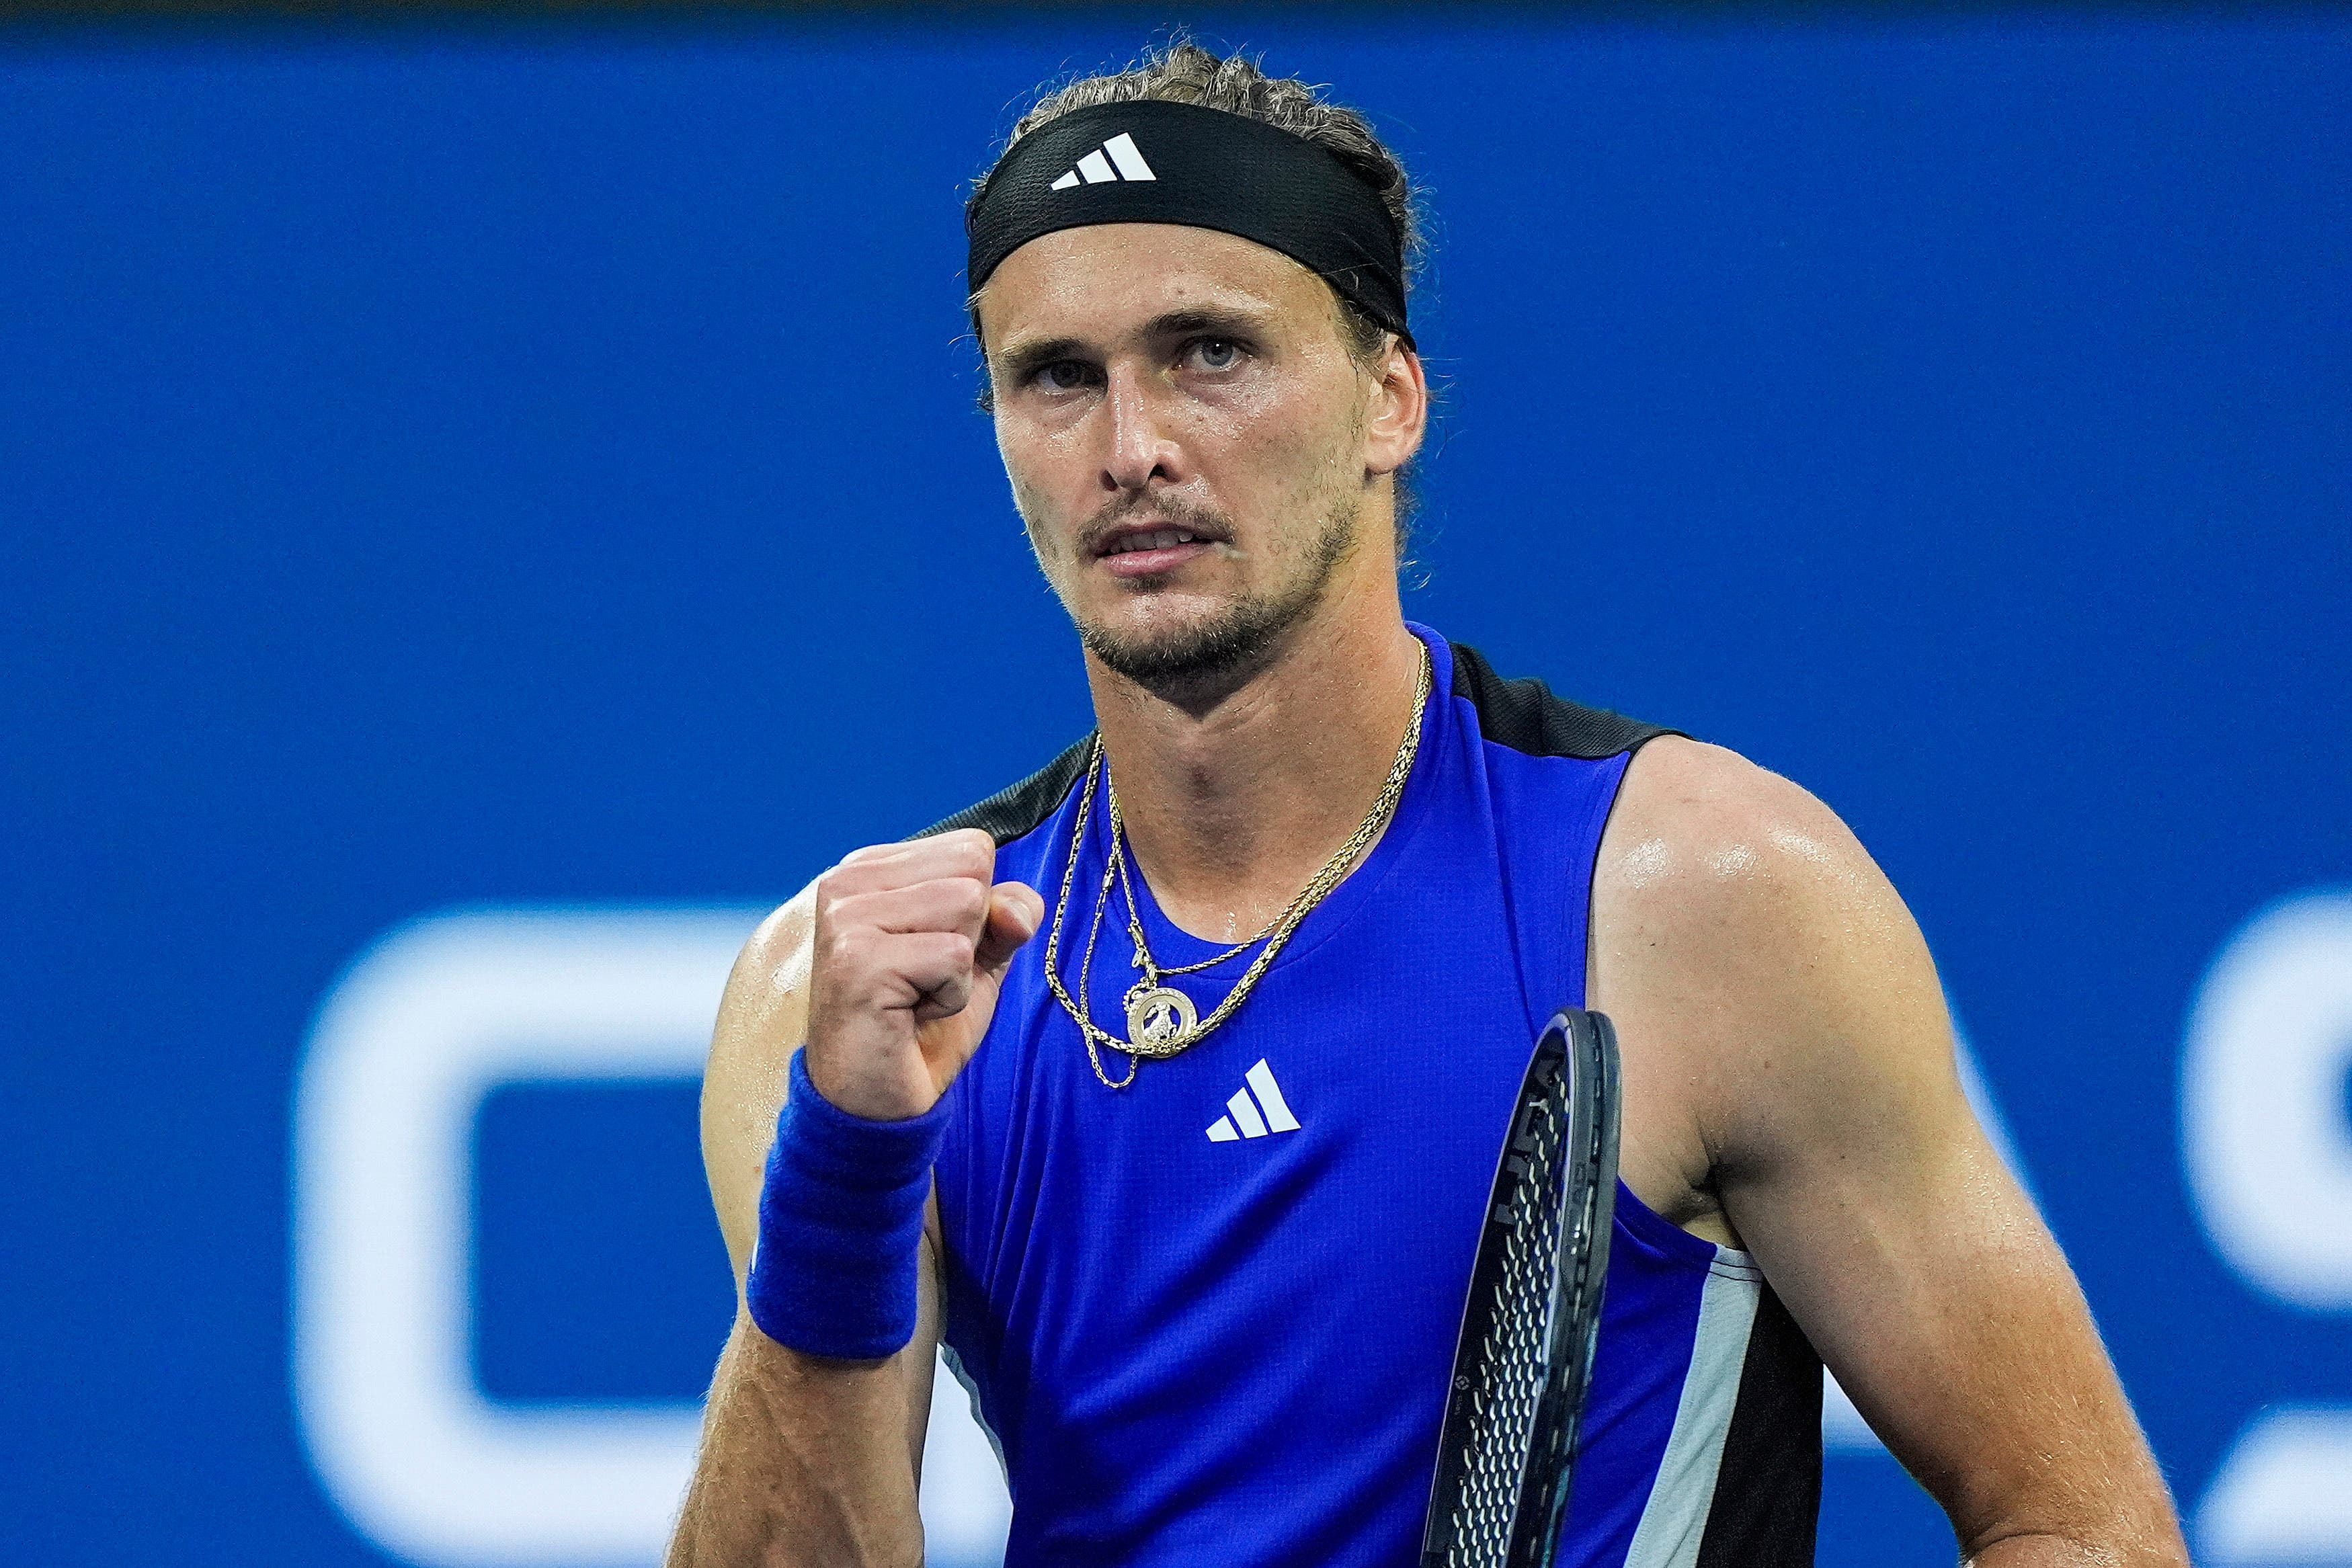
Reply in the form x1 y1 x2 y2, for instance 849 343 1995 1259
1085 577 1426 944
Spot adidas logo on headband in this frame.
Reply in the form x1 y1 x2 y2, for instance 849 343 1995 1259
1048 131 1157 191
969 99 1411 345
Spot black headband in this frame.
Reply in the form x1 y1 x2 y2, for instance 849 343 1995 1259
967 99 1412 347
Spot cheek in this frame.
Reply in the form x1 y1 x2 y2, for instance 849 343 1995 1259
1215 383 1360 501
1004 469 1065 559
1232 345 1364 456
1178 372 1282 448
1002 411 1101 488
997 426 1074 525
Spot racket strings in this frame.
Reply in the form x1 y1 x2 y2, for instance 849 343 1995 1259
1443 1087 1570 1563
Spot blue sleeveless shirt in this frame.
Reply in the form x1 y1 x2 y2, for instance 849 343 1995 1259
926 625 1821 1567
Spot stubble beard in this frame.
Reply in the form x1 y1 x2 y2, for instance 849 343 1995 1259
1072 497 1361 708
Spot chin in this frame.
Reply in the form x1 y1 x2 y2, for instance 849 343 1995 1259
1076 591 1307 696
1062 499 1359 700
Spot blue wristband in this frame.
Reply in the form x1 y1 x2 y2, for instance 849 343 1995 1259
745 1049 950 1360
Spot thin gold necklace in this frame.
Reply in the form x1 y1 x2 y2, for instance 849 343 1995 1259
1040 642 1433 1089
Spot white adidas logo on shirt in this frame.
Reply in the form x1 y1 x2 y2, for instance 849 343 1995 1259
1206 1059 1301 1142
1049 132 1157 191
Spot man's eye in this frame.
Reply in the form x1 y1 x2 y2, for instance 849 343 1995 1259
1190 338 1243 370
1035 361 1096 392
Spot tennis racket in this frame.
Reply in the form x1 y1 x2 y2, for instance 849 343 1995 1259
1421 1007 1623 1568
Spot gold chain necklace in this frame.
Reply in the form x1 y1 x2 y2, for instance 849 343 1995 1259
1040 642 1433 1089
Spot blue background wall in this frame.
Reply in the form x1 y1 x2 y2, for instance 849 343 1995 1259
3 7 2347 1563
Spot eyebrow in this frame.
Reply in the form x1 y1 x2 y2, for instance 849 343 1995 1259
992 303 1277 387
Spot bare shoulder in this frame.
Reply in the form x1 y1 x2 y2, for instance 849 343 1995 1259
1592 735 1957 1202
1596 734 1900 953
702 882 819 1286
1590 738 1919 987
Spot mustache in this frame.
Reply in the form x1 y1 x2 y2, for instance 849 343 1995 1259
1077 491 1235 556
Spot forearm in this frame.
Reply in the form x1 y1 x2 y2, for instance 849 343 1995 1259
1956 1453 2188 1568
1966 1526 2186 1568
668 1315 925 1568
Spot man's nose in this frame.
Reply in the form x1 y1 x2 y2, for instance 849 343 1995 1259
1100 362 1182 493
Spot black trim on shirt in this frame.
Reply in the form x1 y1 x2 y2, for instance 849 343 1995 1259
1447 640 1680 760
1696 1281 1826 1567
916 735 1092 847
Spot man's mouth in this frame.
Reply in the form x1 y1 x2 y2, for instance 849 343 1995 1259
1090 520 1226 578
1102 527 1207 556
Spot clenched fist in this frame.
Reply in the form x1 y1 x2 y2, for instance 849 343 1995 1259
803 827 1045 1121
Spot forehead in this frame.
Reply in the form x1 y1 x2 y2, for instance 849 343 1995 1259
977 222 1337 350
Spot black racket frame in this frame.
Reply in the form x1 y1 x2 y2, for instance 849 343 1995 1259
1420 1007 1623 1568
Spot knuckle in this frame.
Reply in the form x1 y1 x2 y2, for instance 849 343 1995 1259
815 892 857 936
947 828 996 874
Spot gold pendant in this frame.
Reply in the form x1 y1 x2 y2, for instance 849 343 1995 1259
1124 985 1197 1047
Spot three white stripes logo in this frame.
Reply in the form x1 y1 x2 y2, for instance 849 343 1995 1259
1049 132 1157 191
1206 1059 1300 1142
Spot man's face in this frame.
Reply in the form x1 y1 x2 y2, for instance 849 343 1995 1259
977 222 1412 694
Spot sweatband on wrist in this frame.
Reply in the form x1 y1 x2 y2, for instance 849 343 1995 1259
745 1049 950 1360
966 97 1413 347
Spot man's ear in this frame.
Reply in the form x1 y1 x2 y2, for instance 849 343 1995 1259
1363 336 1429 477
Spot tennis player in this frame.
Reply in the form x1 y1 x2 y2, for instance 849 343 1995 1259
670 42 2187 1568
